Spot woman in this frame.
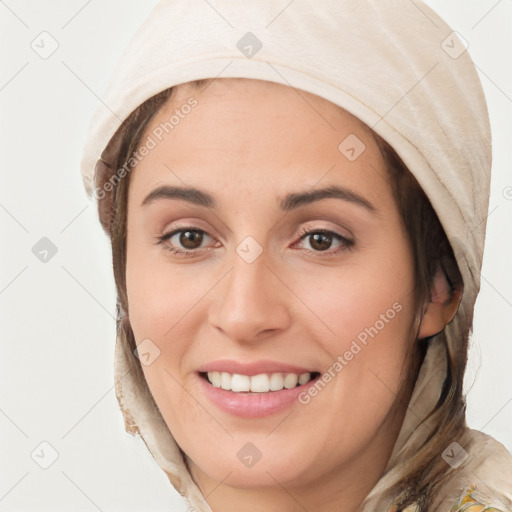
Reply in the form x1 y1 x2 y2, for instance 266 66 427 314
80 1 512 510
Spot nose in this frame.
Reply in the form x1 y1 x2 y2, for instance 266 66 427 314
208 249 291 344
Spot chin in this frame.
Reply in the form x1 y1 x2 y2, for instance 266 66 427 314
184 433 323 490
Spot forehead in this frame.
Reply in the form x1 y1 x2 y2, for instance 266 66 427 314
167 77 375 145
128 77 390 206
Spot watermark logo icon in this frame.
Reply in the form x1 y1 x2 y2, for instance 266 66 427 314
237 442 262 468
441 31 469 59
236 236 263 264
31 31 59 59
339 134 366 161
134 338 161 366
237 32 263 58
31 441 59 469
32 237 58 263
442 442 468 469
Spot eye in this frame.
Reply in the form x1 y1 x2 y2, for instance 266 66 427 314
295 227 354 254
156 225 354 258
157 227 216 256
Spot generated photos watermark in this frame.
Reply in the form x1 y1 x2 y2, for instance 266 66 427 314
93 96 198 201
298 301 403 405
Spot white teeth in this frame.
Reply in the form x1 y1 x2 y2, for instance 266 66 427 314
284 373 299 389
298 372 310 385
210 371 221 388
269 373 284 391
206 371 313 393
231 374 250 392
250 373 270 392
220 372 231 390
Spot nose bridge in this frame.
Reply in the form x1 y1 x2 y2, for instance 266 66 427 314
209 240 289 342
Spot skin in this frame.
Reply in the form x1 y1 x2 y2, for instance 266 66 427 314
125 78 460 511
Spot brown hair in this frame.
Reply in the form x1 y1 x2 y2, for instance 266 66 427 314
95 78 466 511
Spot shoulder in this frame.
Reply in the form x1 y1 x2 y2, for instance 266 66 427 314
387 430 512 512
435 429 512 511
463 429 512 491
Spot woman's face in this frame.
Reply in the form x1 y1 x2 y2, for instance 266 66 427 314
125 78 419 501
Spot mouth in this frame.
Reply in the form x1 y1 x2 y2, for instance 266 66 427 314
199 370 321 394
196 360 322 417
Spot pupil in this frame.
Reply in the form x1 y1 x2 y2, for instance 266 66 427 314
311 233 331 251
181 230 202 249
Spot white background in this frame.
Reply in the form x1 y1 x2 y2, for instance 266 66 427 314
0 1 511 510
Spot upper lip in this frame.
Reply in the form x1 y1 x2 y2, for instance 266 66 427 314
197 359 316 376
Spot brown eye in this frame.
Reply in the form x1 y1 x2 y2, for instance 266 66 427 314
158 227 214 255
179 230 204 249
295 227 354 255
308 232 333 251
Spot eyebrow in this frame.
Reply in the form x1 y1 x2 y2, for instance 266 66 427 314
141 184 377 213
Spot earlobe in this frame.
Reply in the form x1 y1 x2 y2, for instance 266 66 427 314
418 269 463 339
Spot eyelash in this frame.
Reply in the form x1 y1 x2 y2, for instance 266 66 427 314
156 226 354 258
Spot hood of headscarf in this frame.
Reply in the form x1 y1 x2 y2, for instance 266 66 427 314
80 1 512 510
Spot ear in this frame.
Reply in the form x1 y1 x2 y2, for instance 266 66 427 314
418 268 463 339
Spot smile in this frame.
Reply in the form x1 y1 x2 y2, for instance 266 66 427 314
196 361 321 417
201 371 318 393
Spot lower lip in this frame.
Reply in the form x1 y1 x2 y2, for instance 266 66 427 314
197 374 319 418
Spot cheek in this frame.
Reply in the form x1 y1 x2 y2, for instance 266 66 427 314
125 239 214 396
125 237 196 338
290 237 417 414
125 248 202 430
294 245 415 348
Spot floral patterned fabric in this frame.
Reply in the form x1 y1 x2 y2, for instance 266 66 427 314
386 485 506 512
448 486 505 512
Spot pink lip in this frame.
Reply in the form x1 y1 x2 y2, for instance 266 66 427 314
196 360 320 418
197 359 315 376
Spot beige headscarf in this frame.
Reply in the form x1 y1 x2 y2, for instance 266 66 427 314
80 1 512 510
